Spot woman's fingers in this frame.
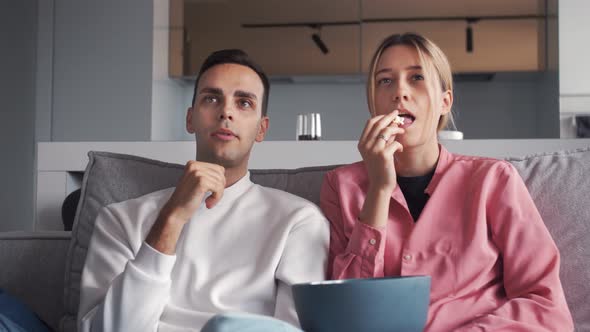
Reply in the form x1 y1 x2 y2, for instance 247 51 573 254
369 125 405 150
384 140 404 154
360 111 401 150
367 111 400 142
359 114 385 145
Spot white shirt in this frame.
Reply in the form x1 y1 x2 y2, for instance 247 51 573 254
78 172 329 331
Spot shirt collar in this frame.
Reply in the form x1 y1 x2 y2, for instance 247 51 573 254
391 144 450 204
217 171 253 204
424 144 451 195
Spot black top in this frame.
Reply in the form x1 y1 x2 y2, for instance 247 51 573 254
397 169 435 222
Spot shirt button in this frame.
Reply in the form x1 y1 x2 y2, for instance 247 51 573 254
403 254 412 261
369 239 377 245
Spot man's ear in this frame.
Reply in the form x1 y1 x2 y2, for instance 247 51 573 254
186 107 195 133
440 90 453 116
255 116 269 142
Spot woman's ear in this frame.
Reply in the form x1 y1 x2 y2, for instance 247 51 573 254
440 90 453 116
186 107 195 133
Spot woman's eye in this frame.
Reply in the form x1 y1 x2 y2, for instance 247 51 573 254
412 74 424 81
377 78 392 85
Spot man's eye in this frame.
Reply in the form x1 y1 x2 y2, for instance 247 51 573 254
377 78 392 85
239 100 252 108
204 96 218 103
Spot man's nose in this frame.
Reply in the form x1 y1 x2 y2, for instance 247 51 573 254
219 104 234 121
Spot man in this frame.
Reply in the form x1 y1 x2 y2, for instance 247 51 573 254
78 49 328 331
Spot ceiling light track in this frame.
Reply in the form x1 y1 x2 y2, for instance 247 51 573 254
242 14 553 55
241 14 551 29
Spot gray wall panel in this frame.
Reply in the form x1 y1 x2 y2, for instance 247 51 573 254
0 0 38 230
51 0 153 141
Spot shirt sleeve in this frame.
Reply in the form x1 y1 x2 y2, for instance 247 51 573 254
77 205 177 332
456 163 574 331
320 171 386 280
273 206 330 328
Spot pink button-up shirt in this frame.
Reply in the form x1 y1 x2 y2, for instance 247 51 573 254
320 145 573 331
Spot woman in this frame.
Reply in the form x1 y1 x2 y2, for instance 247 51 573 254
320 33 573 331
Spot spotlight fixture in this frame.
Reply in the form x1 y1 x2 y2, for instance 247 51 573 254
465 18 480 53
466 25 473 53
310 25 329 54
312 33 329 54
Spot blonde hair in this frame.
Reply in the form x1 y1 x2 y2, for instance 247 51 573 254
367 33 454 131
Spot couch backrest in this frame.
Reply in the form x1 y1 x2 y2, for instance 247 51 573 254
61 148 590 331
507 148 590 331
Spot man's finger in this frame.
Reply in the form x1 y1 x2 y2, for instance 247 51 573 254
204 185 224 209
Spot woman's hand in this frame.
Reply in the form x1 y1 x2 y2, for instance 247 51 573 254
358 111 405 193
357 111 405 228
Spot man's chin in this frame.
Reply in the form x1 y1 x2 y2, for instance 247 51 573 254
214 156 242 168
196 143 252 168
203 151 247 169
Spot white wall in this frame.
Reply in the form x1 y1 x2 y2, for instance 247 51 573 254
0 0 38 231
559 0 590 115
559 0 590 97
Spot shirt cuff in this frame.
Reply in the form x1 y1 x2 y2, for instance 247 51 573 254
346 220 386 260
131 242 177 280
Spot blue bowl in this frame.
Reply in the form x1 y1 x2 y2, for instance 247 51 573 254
292 276 431 332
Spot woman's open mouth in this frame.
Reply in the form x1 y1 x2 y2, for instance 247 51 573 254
397 113 415 128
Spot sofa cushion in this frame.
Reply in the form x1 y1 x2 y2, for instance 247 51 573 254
0 232 71 331
507 147 590 331
60 151 336 331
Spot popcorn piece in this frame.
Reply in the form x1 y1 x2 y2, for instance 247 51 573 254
393 115 405 126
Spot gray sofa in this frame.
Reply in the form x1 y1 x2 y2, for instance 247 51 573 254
1 147 589 331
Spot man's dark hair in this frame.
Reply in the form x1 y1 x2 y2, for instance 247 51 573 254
191 49 270 116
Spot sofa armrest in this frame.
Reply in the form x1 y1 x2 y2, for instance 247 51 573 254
0 231 71 331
